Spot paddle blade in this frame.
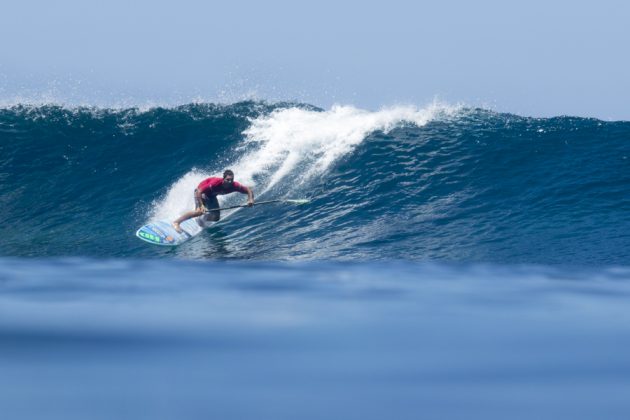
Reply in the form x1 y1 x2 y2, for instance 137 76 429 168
285 199 310 205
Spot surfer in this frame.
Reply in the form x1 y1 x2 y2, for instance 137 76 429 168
172 169 254 232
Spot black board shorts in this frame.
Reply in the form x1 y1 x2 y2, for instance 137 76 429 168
195 189 220 218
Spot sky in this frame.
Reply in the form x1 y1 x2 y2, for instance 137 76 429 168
1 0 629 119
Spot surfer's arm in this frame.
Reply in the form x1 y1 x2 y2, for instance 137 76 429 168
244 186 254 207
195 188 209 211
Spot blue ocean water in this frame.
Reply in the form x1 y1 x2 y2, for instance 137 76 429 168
1 101 630 419
1 102 628 262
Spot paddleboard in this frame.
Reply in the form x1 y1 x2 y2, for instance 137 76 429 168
136 217 206 246
136 199 309 246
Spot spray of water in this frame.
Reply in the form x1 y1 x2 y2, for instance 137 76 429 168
150 102 459 222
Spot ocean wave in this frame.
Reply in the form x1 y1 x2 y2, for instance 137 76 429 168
1 101 628 264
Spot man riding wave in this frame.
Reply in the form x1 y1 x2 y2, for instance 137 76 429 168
172 169 254 232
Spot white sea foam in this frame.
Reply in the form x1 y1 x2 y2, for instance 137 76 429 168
151 102 460 222
150 169 212 222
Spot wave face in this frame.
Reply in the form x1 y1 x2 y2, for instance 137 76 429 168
1 101 629 264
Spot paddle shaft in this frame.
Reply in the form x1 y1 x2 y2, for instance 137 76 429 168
204 199 284 213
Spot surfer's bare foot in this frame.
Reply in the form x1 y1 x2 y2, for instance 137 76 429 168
172 222 182 233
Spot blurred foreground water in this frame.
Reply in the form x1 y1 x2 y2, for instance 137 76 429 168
2 259 630 419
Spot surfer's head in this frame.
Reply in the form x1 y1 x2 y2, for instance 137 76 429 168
223 169 234 186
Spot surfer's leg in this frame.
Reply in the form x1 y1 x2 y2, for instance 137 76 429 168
173 210 203 232
173 190 206 232
204 195 221 221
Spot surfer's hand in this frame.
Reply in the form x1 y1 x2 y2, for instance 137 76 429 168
247 199 254 207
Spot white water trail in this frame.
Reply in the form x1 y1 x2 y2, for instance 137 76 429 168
150 102 459 222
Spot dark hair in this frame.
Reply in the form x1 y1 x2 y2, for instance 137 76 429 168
223 169 234 178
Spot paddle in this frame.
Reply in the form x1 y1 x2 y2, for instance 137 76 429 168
203 199 310 213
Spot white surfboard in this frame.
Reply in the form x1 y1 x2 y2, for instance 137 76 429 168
135 217 206 246
135 199 309 246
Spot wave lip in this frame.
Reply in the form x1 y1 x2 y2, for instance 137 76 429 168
240 102 460 190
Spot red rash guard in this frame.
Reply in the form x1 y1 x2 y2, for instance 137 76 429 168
197 177 248 196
